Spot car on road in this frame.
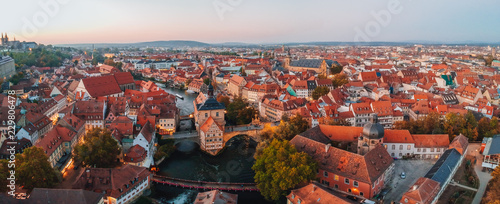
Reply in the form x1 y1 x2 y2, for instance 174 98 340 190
400 172 406 179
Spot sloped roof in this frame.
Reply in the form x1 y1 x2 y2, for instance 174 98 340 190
287 183 356 204
290 59 323 68
424 148 461 184
412 134 449 148
384 130 415 143
113 72 135 85
82 75 122 97
28 188 104 204
290 135 393 184
400 177 440 204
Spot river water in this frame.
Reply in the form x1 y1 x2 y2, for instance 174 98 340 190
155 87 273 204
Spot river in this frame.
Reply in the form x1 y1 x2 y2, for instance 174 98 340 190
154 87 273 204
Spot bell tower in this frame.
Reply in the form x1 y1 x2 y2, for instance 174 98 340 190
357 114 384 155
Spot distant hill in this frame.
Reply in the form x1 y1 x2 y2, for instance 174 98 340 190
56 40 500 48
56 40 210 48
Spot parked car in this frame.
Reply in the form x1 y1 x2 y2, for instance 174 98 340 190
400 172 406 179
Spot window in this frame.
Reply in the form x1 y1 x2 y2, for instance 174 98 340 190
399 153 402 157
348 189 352 193
399 145 403 150
297 199 301 204
437 148 441 152
323 171 328 177
334 175 339 181
345 178 350 185
392 145 395 150
360 192 364 196
391 153 395 157
334 184 339 189
430 148 434 152
407 145 411 150
384 145 387 149
216 112 219 117
417 148 421 152
205 113 208 117
354 181 359 187
423 148 427 152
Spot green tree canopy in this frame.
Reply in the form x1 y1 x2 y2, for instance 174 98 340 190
0 160 9 192
154 139 176 161
252 139 318 201
272 113 310 140
225 97 258 125
216 95 231 108
15 146 61 192
73 128 121 168
203 78 211 85
312 86 330 100
331 73 349 88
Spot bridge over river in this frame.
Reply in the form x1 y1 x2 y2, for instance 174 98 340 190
161 122 278 145
152 175 259 192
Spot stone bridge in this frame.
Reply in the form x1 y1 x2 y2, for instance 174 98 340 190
163 122 275 146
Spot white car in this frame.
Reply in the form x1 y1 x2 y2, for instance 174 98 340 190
400 172 406 179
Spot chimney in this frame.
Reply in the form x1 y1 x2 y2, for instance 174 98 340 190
312 184 317 192
412 185 418 191
325 144 331 152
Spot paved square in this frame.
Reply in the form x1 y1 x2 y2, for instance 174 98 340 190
383 160 436 203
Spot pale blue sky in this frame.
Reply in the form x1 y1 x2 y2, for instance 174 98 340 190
1 0 499 44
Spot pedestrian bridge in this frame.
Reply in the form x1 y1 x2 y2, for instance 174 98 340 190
152 175 259 192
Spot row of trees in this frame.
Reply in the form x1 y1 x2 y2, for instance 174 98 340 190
253 113 318 201
6 47 71 68
394 112 499 141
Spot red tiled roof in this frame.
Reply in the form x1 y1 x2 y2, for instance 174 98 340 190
82 75 122 97
290 135 393 184
113 72 135 85
400 177 440 204
72 164 150 199
412 134 449 148
384 130 414 143
287 183 356 204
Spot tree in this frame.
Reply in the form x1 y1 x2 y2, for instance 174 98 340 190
330 64 344 75
240 68 247 76
311 86 330 100
225 97 257 125
443 113 466 140
0 160 9 192
203 78 210 85
484 166 500 203
73 128 121 168
15 146 61 192
423 112 443 134
477 117 493 141
252 139 318 201
216 95 230 108
289 113 309 134
331 73 349 88
154 139 176 161
273 121 299 141
461 111 478 141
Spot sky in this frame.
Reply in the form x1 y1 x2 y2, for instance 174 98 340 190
1 0 499 45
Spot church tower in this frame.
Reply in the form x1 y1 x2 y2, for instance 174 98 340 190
357 114 384 155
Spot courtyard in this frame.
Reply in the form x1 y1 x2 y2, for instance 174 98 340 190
383 159 436 203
